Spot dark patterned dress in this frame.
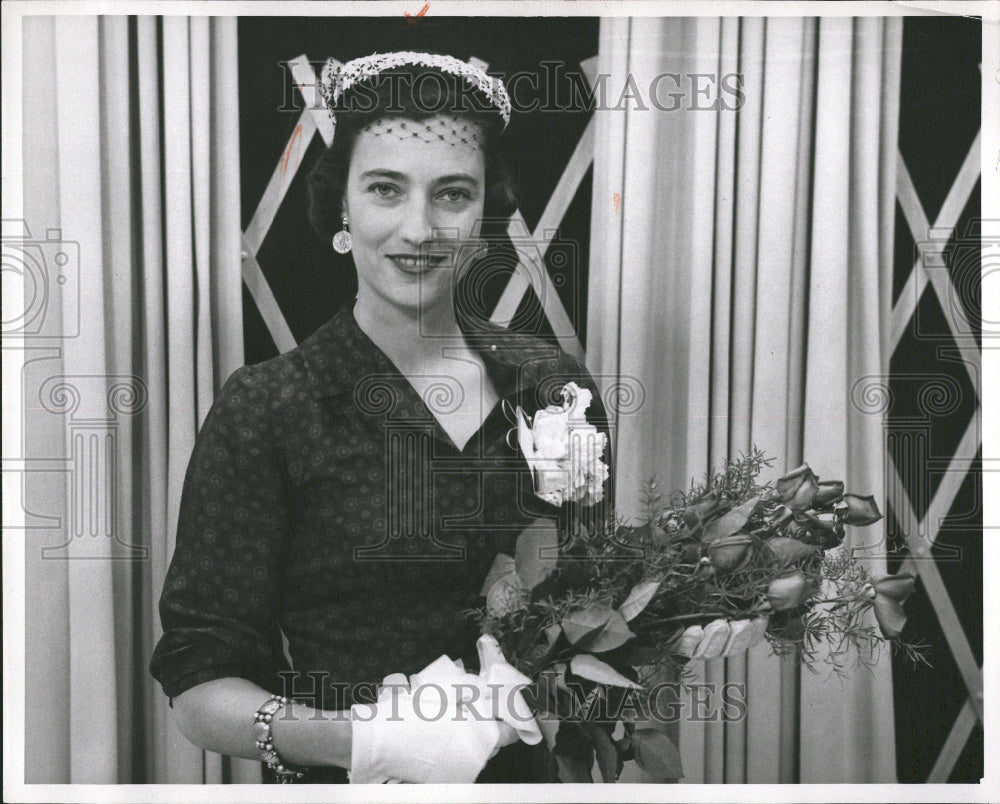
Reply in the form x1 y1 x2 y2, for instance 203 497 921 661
150 304 611 783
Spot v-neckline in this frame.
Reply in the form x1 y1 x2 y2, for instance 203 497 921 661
398 372 506 455
349 310 510 454
428 394 505 454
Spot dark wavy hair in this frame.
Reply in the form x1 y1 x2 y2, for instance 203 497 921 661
306 64 518 240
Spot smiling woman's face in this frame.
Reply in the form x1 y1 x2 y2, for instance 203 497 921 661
343 115 487 318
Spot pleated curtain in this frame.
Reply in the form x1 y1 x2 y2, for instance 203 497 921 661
587 16 902 782
21 16 254 783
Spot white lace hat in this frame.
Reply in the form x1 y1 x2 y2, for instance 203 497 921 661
319 51 512 133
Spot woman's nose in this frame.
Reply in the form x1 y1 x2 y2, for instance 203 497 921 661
397 197 435 247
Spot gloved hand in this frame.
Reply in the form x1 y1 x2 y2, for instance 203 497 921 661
349 635 541 783
671 617 770 661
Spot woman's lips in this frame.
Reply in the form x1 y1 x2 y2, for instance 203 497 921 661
387 254 448 274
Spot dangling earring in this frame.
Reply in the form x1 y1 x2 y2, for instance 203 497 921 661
332 216 352 254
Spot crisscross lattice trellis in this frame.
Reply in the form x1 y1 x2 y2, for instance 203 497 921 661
889 128 982 781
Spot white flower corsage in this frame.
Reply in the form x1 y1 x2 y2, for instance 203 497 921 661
515 382 609 507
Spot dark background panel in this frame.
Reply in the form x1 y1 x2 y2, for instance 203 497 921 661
890 14 982 784
943 189 983 347
892 201 917 304
897 15 981 225
888 286 978 513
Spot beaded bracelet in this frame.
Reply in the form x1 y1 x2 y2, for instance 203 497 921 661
253 695 306 783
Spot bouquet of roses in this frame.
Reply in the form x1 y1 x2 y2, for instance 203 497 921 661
473 382 926 783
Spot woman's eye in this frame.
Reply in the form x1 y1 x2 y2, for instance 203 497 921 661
370 183 399 199
438 188 472 203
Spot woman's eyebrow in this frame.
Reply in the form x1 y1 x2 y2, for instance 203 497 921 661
433 173 481 186
360 169 408 181
358 169 481 185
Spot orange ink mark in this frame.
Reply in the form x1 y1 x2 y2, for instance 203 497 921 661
404 3 429 23
281 123 304 178
612 192 622 213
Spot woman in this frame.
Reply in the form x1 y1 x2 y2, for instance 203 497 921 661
150 51 606 784
150 50 745 785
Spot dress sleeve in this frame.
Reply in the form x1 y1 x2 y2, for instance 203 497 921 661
150 365 291 700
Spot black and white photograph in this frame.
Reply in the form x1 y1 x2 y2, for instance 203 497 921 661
2 1 995 800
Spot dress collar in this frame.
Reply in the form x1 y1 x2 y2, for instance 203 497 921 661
298 304 569 404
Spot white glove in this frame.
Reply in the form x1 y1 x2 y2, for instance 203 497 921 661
672 617 769 660
349 635 541 783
